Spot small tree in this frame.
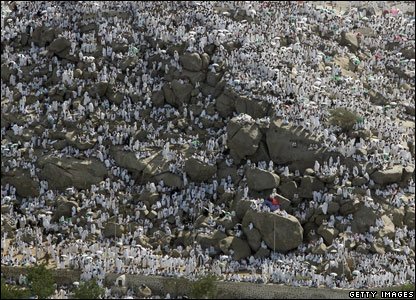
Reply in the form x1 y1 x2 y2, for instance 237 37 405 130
73 279 105 299
26 264 55 299
190 274 218 299
329 108 359 133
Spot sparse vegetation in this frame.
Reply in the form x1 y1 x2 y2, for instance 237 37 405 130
1 277 30 299
190 274 218 299
73 279 105 299
329 108 360 132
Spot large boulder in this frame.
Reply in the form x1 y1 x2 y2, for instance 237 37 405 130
180 53 202 71
242 209 303 252
401 165 415 183
48 37 71 54
196 231 227 250
370 165 403 185
351 205 377 234
298 175 325 199
103 222 125 238
234 96 270 119
278 181 298 200
266 120 336 171
227 114 262 161
31 26 56 47
54 196 79 219
111 148 183 188
404 207 415 229
207 72 223 87
38 157 107 191
376 215 395 239
110 147 146 173
254 247 271 259
180 70 206 86
219 236 251 260
340 31 360 52
151 90 165 107
2 170 40 198
184 157 217 182
243 227 262 252
317 225 339 245
401 46 415 60
215 93 235 118
246 168 280 191
138 284 152 298
171 79 193 104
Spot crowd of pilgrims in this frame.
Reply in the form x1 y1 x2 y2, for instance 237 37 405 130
1 0 415 295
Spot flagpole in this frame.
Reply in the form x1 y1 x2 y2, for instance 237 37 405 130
273 218 276 254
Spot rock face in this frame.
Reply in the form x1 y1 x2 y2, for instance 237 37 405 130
184 158 217 182
242 209 303 252
219 236 251 260
38 157 107 191
180 52 202 71
246 168 280 191
371 165 403 185
227 114 262 161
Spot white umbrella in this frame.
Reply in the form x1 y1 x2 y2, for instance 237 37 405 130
330 272 338 277
45 211 53 215
73 281 79 286
352 270 360 276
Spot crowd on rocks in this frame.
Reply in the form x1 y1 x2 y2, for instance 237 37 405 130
1 1 415 297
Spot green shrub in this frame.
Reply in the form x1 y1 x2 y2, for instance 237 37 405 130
329 108 359 132
190 274 218 299
26 264 55 299
73 279 105 299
